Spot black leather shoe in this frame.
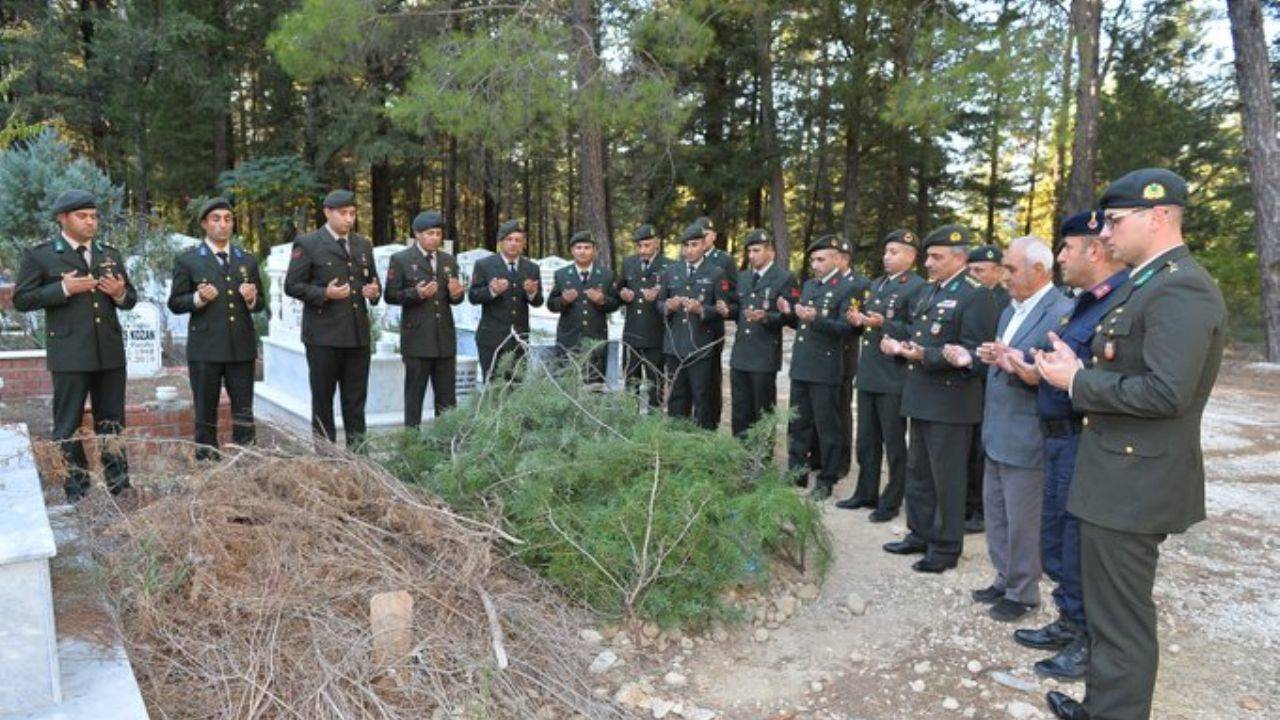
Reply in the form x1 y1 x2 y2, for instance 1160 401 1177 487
989 598 1037 622
868 508 897 523
834 496 873 510
1035 636 1090 680
964 515 985 534
1046 690 1090 720
1015 619 1078 650
882 539 926 555
971 585 1004 604
911 557 957 573
809 482 833 500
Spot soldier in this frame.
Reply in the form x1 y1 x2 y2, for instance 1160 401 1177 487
996 211 1129 682
779 235 856 500
284 189 381 450
468 219 544 381
835 230 927 521
167 197 267 458
1036 169 1226 720
964 243 1010 533
617 224 670 407
881 225 998 572
384 210 464 427
548 230 619 383
13 189 137 500
728 229 797 438
697 216 736 426
834 240 872 477
660 222 731 429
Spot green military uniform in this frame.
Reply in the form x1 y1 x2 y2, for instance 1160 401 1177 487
284 189 381 448
728 229 798 438
467 219 545 381
384 210 464 426
12 190 136 499
835 265 872 476
617 224 670 406
660 223 731 429
697 217 737 428
784 235 857 498
1058 170 1226 720
168 198 267 456
888 224 999 572
837 230 927 517
548 231 620 383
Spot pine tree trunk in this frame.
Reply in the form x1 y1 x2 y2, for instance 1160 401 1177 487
1227 0 1280 361
371 158 392 246
1065 0 1102 214
572 0 612 268
754 1 789 268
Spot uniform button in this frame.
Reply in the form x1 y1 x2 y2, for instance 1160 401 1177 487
1095 325 1102 332
93 302 100 309
95 317 101 324
1082 417 1089 426
229 316 236 322
1124 445 1134 454
915 331 922 337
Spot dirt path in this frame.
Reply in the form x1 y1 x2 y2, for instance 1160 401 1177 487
673 360 1279 720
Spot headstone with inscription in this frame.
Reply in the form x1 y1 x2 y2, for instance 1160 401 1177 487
119 301 162 378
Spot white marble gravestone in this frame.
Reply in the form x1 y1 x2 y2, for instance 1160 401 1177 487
119 302 162 379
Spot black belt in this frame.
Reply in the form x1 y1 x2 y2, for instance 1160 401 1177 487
1041 418 1083 438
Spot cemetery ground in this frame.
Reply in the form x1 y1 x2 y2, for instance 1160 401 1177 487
5 357 1277 719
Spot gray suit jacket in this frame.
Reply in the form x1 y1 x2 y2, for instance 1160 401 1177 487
981 287 1075 469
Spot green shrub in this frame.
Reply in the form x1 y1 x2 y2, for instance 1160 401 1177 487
376 359 830 628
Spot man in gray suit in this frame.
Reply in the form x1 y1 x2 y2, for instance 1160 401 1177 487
967 236 1073 622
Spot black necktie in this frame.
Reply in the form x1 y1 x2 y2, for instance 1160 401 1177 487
641 260 649 274
338 237 348 256
580 271 589 284
687 263 695 278
426 252 435 272
76 244 88 264
508 262 517 275
753 271 762 284
216 251 229 271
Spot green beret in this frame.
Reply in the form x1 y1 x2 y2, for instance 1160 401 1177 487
50 189 96 218
743 228 771 248
323 189 356 209
197 196 233 222
882 229 918 249
496 219 524 243
1059 210 1104 239
1099 168 1188 210
412 210 444 233
695 216 714 232
968 244 1002 264
679 222 706 244
923 224 971 250
632 223 657 242
806 234 843 254
570 230 595 246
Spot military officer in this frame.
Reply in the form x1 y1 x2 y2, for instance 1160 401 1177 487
779 235 856 500
964 243 1010 532
834 239 872 476
548 230 619 383
660 222 731 429
728 229 797 438
13 189 137 500
284 189 381 450
881 224 999 572
384 210 465 426
468 219 544 381
696 216 736 426
835 229 927 521
617 224 670 407
1036 169 1226 720
167 197 267 458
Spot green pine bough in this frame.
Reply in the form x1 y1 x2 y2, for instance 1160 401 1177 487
376 357 831 628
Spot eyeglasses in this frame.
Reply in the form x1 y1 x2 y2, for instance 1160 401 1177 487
1103 208 1150 228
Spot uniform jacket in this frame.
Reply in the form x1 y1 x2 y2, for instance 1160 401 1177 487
856 271 928 395
728 263 797 374
284 227 380 348
383 245 463 359
467 254 545 348
841 270 873 380
658 259 731 360
616 254 670 349
548 263 620 348
785 272 855 385
705 247 737 339
13 235 138 372
168 241 267 363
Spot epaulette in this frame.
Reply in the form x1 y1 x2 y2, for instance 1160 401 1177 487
964 275 982 288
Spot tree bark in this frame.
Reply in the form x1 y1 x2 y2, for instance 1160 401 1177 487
1227 0 1280 361
754 1 789 268
1064 0 1102 214
1052 26 1074 223
371 157 392 245
572 0 612 268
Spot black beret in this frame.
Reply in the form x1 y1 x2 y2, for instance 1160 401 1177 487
679 222 706 244
569 230 595 246
806 234 845 254
412 210 444 233
197 196 233 222
923 224 971 250
323 189 356 209
632 223 657 242
50 189 96 217
882 229 918 249
695 216 714 232
496 219 524 242
968 244 1003 264
1059 210 1104 239
1099 168 1187 209
743 228 771 248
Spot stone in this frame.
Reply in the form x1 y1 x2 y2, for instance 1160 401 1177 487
913 661 932 675
614 682 651 709
909 680 925 693
776 595 798 617
663 671 687 688
960 678 978 689
651 698 675 718
797 583 821 601
369 590 414 673
966 660 983 674
579 629 604 645
809 681 823 693
943 697 960 711
588 650 618 675
754 628 770 643
120 301 163 378
845 593 867 616
1006 700 1040 719
848 652 866 664
991 671 1039 694
642 622 662 639
677 706 716 720
680 637 695 650
1238 696 1264 711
